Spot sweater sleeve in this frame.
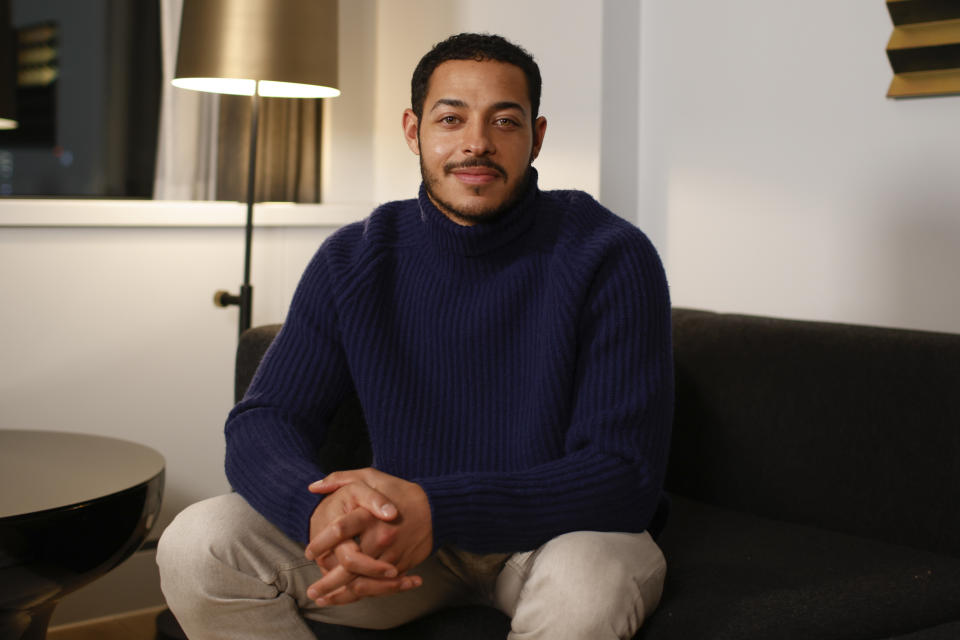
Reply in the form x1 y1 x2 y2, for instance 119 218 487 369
224 247 353 544
414 231 674 553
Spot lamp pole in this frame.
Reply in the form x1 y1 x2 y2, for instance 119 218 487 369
214 90 260 337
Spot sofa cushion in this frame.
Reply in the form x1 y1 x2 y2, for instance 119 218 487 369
640 496 960 640
884 620 960 639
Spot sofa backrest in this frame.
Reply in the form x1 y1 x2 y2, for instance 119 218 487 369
235 324 283 404
667 308 960 558
236 310 960 557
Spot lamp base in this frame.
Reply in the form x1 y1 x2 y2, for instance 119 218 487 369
213 290 242 307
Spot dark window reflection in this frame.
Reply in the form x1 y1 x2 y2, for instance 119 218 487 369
0 0 161 198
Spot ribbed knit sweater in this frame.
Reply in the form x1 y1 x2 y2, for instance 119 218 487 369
225 171 674 553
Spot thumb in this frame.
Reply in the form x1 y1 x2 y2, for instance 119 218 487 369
366 490 398 520
353 483 399 520
309 479 398 521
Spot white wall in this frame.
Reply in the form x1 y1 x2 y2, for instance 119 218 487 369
639 1 960 333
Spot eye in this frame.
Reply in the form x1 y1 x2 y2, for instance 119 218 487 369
439 115 461 126
494 117 520 128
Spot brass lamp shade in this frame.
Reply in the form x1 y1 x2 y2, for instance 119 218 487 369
173 0 339 98
0 0 17 129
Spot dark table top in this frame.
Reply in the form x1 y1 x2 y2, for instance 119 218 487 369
0 429 165 519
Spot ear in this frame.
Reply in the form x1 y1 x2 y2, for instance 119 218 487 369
402 109 421 156
530 116 547 161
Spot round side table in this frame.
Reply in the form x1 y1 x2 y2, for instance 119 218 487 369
0 430 164 639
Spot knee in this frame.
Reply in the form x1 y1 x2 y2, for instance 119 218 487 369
156 494 253 594
158 496 222 569
517 531 666 637
539 531 664 591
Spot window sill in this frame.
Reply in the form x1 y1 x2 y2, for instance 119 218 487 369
0 199 372 228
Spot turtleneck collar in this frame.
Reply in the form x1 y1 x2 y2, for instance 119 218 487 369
417 168 540 257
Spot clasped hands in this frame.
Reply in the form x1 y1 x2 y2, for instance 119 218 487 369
304 467 433 607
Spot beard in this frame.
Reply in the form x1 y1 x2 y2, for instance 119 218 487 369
420 154 533 225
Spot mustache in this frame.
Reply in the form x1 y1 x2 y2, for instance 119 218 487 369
443 158 507 179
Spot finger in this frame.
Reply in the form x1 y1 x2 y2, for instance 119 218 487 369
331 535 405 580
306 560 407 602
308 562 399 600
307 564 357 598
310 575 423 607
334 540 398 578
309 584 358 607
305 509 372 561
308 478 352 495
308 469 364 494
320 552 339 572
356 521 399 562
351 574 423 599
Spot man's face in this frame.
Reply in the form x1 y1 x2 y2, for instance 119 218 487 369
403 59 547 226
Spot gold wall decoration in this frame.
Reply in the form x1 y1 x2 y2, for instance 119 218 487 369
886 0 960 98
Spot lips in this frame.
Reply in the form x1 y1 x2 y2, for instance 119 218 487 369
446 159 507 187
451 167 501 185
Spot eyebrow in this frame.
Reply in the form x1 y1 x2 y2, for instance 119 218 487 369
429 98 527 116
492 101 527 116
430 98 467 112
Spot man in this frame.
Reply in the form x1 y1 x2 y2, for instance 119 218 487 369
158 33 673 640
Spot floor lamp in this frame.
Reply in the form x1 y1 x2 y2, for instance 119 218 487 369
172 0 339 337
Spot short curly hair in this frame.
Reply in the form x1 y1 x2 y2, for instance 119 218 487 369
410 33 542 124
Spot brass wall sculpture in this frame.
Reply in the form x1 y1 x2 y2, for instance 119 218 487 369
886 0 960 98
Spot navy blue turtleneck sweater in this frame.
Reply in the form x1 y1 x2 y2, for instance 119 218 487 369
225 172 674 553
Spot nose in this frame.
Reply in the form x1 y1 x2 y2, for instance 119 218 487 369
463 120 494 156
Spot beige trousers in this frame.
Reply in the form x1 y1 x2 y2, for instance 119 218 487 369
157 493 666 640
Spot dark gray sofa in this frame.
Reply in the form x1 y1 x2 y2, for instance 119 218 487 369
225 308 960 639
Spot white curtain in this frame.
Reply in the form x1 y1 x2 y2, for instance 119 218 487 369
153 0 219 200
